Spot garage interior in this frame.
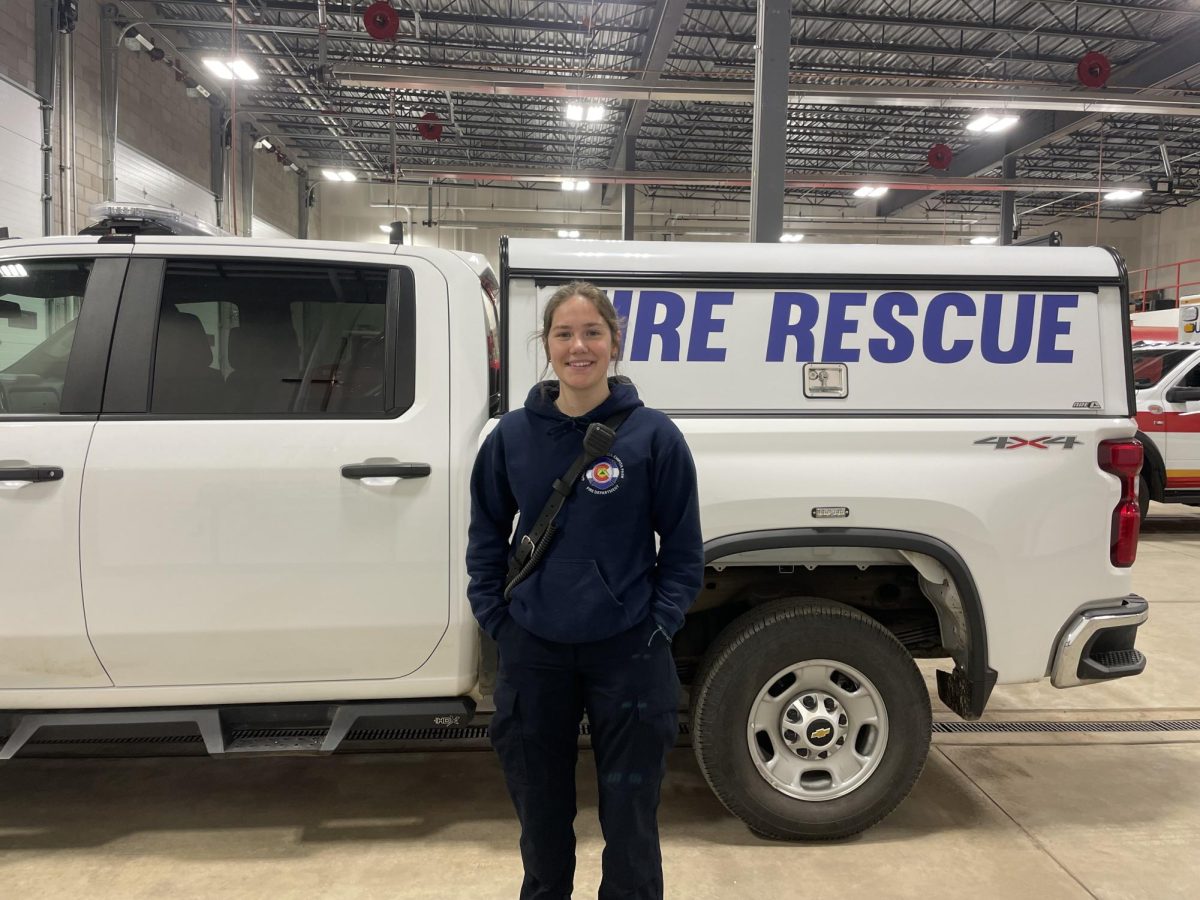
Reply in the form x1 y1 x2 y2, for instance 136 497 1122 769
2 1 1200 897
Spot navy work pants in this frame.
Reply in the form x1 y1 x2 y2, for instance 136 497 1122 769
490 617 680 900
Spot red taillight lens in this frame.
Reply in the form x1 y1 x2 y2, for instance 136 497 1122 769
1098 439 1143 567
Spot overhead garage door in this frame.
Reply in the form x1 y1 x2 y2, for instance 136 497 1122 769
114 141 218 226
0 76 44 239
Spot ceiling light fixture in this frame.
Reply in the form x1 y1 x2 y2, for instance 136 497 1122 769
1104 189 1144 201
778 233 804 243
565 103 604 123
0 263 29 278
557 229 581 238
203 58 258 81
966 114 1020 134
254 138 274 151
970 236 998 245
853 186 888 198
379 224 393 234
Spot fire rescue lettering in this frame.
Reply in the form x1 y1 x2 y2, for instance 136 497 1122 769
609 289 1078 365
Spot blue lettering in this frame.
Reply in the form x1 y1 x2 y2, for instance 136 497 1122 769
766 292 819 362
687 291 734 362
823 292 866 362
868 291 917 363
923 292 975 363
980 293 1035 364
630 290 685 361
1037 293 1077 363
611 290 632 359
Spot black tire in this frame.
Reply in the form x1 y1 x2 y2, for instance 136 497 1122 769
1138 473 1150 521
691 598 931 841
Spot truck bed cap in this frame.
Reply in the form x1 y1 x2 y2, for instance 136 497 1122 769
505 238 1122 281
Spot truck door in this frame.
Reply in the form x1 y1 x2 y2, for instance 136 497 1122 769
0 254 126 688
79 251 450 687
1163 354 1200 493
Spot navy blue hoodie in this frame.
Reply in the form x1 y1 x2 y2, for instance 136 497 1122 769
466 379 704 644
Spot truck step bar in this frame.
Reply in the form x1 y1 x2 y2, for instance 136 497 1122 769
0 698 476 761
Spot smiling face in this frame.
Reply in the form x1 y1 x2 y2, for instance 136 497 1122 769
546 294 620 402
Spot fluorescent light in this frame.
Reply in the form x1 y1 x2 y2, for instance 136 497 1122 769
967 114 1019 133
322 169 340 181
203 58 257 81
379 224 393 233
287 163 299 173
557 229 580 238
586 105 605 122
338 171 357 181
0 263 29 277
565 103 584 121
853 186 888 198
575 180 590 191
561 179 577 191
203 59 234 79
254 138 273 151
229 59 259 81
970 236 998 245
779 233 804 243
1104 189 1144 201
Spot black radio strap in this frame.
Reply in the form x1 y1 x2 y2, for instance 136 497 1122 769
504 408 634 599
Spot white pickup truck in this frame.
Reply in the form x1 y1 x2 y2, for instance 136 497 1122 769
0 222 1148 839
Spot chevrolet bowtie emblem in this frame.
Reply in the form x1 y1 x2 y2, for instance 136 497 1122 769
811 727 831 739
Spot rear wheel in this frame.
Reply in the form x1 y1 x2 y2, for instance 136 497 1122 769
691 599 931 840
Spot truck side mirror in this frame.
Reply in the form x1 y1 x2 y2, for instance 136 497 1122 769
1165 386 1200 403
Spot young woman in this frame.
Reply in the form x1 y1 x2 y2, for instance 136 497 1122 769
466 281 704 900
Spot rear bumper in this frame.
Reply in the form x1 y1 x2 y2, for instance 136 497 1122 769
1051 594 1148 689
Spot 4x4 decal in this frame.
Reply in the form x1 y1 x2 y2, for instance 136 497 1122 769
975 436 1082 450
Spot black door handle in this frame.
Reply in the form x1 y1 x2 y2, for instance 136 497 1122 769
341 463 431 479
0 467 64 482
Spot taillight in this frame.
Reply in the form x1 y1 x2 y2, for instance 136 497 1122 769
1098 439 1143 567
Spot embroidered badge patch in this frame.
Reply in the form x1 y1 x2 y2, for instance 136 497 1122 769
584 455 623 494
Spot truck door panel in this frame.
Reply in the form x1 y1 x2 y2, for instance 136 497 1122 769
0 255 127 688
80 253 450 687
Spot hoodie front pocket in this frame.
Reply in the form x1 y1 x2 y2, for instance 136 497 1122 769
509 558 625 643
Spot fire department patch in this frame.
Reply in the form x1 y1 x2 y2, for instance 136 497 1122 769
584 455 623 495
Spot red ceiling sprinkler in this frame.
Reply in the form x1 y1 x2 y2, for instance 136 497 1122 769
1077 51 1111 88
927 143 953 171
364 1 400 41
417 112 444 141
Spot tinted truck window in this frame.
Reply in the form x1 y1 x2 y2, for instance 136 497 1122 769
151 260 391 416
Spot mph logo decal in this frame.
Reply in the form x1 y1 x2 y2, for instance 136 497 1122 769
584 455 624 494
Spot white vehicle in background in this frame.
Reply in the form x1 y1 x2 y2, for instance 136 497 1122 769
0 211 1149 839
1132 339 1200 513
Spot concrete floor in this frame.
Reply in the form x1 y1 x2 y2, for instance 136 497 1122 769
3 508 1199 899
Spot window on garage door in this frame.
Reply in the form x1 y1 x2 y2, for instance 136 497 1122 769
148 259 412 417
0 259 94 415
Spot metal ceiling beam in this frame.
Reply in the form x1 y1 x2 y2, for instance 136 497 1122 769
605 0 689 172
690 0 1200 23
681 9 1161 46
878 21 1200 217
335 64 1200 117
681 33 1111 69
324 162 1156 193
